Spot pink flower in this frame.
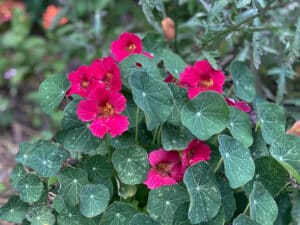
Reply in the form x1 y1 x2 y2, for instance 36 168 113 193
182 139 211 170
225 97 251 113
111 32 143 62
77 86 129 138
164 73 177 83
90 56 122 92
179 60 226 99
287 121 300 136
66 65 96 98
144 149 183 189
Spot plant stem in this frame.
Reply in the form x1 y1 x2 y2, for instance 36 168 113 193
135 107 140 144
243 203 250 215
275 181 291 197
214 158 223 173
152 127 159 145
105 134 111 160
156 125 163 145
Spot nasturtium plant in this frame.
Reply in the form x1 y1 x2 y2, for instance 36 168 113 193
1 1 300 224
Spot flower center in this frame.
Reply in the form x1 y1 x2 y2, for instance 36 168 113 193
98 103 114 118
128 44 136 52
200 78 214 88
156 163 172 177
81 80 89 88
104 72 113 84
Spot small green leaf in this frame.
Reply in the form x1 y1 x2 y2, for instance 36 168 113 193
100 201 137 225
57 167 89 207
147 184 189 225
10 164 27 189
181 91 229 140
218 135 255 188
257 102 286 145
16 140 68 177
227 107 253 147
130 213 162 225
162 49 186 78
26 205 55 225
129 71 174 130
183 162 222 224
233 214 260 225
39 74 70 114
229 61 256 102
161 123 193 151
112 146 149 185
53 196 65 213
0 196 29 223
80 184 110 217
85 155 113 182
250 130 269 159
250 182 278 225
15 173 44 203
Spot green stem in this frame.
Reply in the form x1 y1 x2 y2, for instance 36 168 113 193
152 127 159 145
156 125 163 145
214 158 223 173
105 134 111 160
243 203 250 215
135 107 140 144
275 181 291 197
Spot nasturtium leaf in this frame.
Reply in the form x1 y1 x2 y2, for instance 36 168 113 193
10 164 27 189
112 146 149 185
246 157 288 197
39 74 70 114
162 49 186 78
183 162 222 224
161 123 193 151
250 182 278 225
110 132 135 150
217 178 236 222
80 184 110 217
129 71 174 130
117 182 137 199
85 155 113 182
16 140 69 177
229 61 255 102
122 97 144 129
292 194 300 224
57 167 89 207
147 184 189 225
0 196 29 223
142 32 166 62
15 173 43 203
275 194 292 225
57 207 84 225
218 135 255 188
181 91 229 140
250 130 269 160
227 107 253 147
100 201 137 225
233 214 260 225
120 54 162 87
130 213 162 225
257 102 286 145
200 208 225 225
167 83 189 125
53 195 65 213
172 202 195 225
26 205 55 225
61 99 82 129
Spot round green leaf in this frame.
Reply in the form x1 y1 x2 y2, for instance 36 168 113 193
181 91 229 140
57 207 84 225
129 71 174 130
183 162 222 224
61 99 82 129
80 184 110 217
16 140 69 178
218 135 255 188
233 214 260 225
112 146 149 185
53 196 65 213
0 196 29 224
229 61 256 102
57 167 89 207
250 182 278 225
172 202 194 225
147 184 189 225
15 174 43 203
122 97 144 129
39 74 70 114
227 107 253 147
110 132 135 150
161 123 193 151
162 49 186 78
100 201 137 225
130 213 162 225
10 164 27 189
250 130 269 160
257 102 286 145
85 155 113 182
26 205 55 225
142 32 166 62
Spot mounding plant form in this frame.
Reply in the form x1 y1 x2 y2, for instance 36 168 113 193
1 3 300 225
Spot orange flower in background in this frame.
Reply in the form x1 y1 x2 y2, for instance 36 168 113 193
161 17 176 40
0 0 24 24
42 5 67 29
287 121 300 136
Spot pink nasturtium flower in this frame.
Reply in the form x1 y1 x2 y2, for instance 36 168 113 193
90 56 122 92
111 32 143 62
287 121 300 136
179 60 226 99
66 65 95 98
182 139 211 170
144 149 183 190
76 86 129 138
225 97 252 113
